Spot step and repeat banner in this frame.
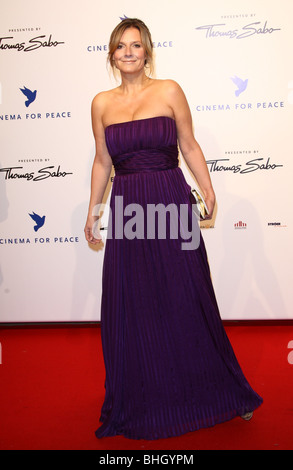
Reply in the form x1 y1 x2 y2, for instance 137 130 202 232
1 0 292 322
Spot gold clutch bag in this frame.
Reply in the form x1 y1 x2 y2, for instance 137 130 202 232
189 187 209 220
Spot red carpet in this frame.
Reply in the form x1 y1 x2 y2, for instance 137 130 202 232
0 323 292 450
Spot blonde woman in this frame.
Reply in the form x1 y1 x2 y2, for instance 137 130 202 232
85 18 262 440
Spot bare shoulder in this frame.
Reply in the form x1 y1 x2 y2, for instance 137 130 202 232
91 90 112 113
153 79 189 116
153 78 184 94
91 89 119 128
153 79 187 111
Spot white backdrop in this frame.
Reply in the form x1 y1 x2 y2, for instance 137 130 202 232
0 0 292 322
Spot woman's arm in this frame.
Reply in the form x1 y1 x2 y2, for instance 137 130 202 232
84 93 113 244
165 80 216 218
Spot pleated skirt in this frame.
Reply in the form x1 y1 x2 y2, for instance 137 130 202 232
95 167 263 440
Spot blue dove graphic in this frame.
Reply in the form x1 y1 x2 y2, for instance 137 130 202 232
29 212 45 232
231 76 248 97
20 86 37 107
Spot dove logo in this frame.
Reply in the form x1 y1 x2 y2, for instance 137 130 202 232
29 212 45 231
20 86 37 107
231 76 248 97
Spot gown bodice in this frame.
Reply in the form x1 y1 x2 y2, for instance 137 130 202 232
105 116 179 175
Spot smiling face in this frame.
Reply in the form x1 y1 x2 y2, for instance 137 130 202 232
112 27 147 75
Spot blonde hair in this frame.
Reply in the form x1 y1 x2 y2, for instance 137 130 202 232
107 18 154 77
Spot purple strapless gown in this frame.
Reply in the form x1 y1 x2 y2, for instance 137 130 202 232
95 116 262 440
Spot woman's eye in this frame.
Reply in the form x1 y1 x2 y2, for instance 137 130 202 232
134 43 141 48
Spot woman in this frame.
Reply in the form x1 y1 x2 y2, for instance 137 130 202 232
85 18 262 440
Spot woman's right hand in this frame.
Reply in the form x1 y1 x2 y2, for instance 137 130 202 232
84 215 102 245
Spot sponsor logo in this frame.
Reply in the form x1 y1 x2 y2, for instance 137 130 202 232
196 101 284 112
0 86 71 121
0 33 65 52
29 212 45 231
20 86 37 107
206 148 284 177
0 164 73 182
195 77 284 112
0 211 79 246
206 156 283 174
0 236 80 245
231 76 248 97
0 111 71 121
234 220 247 229
268 222 287 228
195 20 281 40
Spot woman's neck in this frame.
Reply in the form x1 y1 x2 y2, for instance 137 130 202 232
118 73 152 95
